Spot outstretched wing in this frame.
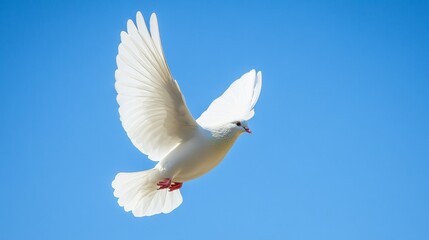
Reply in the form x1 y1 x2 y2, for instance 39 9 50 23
197 69 262 128
115 12 197 161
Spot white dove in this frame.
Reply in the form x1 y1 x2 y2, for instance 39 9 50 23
112 12 262 217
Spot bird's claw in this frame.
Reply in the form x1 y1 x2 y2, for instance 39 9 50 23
168 182 183 192
157 178 172 190
156 179 183 191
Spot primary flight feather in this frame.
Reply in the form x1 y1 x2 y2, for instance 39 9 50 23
112 11 262 217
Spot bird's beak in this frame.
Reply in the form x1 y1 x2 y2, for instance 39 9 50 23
244 127 252 134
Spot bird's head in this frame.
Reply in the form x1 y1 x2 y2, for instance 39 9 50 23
204 120 252 138
230 120 252 134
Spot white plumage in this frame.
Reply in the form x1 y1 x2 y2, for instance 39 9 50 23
112 12 262 217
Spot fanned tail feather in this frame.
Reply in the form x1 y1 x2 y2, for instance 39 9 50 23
112 169 183 217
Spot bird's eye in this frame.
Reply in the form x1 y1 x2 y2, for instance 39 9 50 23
236 122 241 126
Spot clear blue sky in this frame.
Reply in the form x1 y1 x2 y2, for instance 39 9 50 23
1 0 428 239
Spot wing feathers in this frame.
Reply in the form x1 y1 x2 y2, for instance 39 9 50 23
251 71 262 109
196 69 262 128
116 12 197 161
149 13 167 68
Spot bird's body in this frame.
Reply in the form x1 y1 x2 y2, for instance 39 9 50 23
112 12 262 217
157 124 240 183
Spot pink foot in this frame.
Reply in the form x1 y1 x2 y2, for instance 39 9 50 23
157 178 172 190
168 182 183 192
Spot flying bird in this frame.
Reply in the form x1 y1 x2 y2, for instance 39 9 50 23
112 12 262 217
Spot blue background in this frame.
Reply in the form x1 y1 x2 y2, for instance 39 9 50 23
1 0 428 239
